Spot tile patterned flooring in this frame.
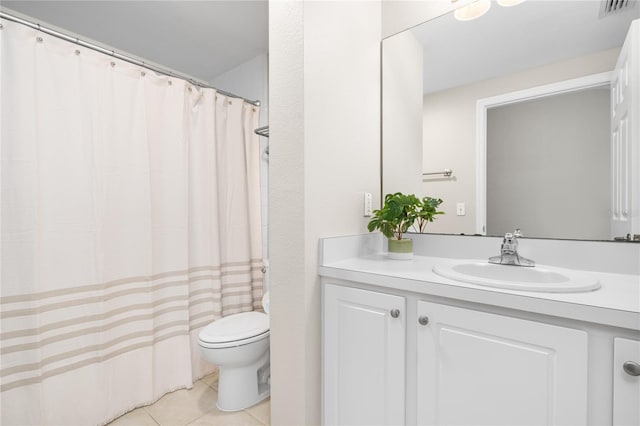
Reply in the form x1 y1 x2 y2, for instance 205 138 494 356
108 372 270 426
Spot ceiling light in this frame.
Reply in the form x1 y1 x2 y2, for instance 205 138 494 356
454 0 492 22
497 0 525 6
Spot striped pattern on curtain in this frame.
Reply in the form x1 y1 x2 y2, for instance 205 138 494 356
0 261 263 393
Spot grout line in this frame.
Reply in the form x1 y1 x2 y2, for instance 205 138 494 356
243 407 269 426
187 385 219 426
207 372 219 391
141 406 161 426
185 411 208 426
113 373 265 426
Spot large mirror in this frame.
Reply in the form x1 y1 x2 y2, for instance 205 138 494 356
382 0 639 241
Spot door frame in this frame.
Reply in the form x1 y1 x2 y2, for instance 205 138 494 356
474 72 613 235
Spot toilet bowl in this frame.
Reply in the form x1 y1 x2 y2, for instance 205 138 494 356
198 292 270 411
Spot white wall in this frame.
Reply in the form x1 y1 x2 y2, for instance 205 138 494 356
422 48 620 235
382 30 424 196
212 54 270 265
212 53 268 113
269 1 381 424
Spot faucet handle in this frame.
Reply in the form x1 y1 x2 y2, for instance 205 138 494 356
513 228 523 238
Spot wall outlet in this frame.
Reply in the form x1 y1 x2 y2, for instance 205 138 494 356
456 202 466 216
364 192 373 217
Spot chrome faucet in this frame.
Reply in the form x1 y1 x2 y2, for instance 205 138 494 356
488 229 535 267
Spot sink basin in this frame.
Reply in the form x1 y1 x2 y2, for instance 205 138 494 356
433 262 600 293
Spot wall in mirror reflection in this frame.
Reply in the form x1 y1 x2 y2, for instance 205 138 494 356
422 49 617 238
486 87 610 240
381 1 640 242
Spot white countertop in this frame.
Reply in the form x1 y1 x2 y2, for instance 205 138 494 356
319 254 640 330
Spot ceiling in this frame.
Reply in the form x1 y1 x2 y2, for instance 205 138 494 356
410 0 640 93
1 1 268 83
6 1 638 92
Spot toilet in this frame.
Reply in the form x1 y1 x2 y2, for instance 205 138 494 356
198 292 270 411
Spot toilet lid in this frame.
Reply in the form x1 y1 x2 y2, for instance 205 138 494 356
199 311 269 344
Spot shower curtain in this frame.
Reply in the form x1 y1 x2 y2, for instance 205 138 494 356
0 19 263 425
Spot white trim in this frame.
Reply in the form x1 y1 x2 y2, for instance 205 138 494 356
474 72 613 235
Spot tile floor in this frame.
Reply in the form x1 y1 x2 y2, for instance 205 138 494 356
108 372 270 426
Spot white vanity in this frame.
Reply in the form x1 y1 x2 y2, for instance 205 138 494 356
319 233 640 426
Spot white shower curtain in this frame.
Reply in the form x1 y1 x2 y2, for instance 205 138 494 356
0 20 263 425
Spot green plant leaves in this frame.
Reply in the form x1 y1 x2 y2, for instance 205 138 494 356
367 192 445 240
415 196 445 233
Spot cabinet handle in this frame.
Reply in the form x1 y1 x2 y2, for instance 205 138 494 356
390 309 400 318
623 361 640 376
418 316 429 326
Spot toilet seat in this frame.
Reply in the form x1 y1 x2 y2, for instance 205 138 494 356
198 311 269 349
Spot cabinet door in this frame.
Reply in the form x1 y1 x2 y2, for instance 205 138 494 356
323 284 406 426
613 338 640 425
417 301 588 426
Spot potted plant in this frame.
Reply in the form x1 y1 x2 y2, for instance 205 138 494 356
413 196 445 233
367 192 422 260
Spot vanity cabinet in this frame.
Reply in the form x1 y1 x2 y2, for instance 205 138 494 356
323 284 406 426
416 301 588 425
613 338 640 425
319 233 640 425
322 280 600 426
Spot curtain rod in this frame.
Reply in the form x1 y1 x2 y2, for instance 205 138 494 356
0 10 261 107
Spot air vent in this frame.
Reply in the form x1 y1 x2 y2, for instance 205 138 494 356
599 0 636 18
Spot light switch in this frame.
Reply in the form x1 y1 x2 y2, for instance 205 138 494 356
364 192 373 217
456 202 466 216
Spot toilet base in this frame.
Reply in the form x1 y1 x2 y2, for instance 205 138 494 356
216 351 270 411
